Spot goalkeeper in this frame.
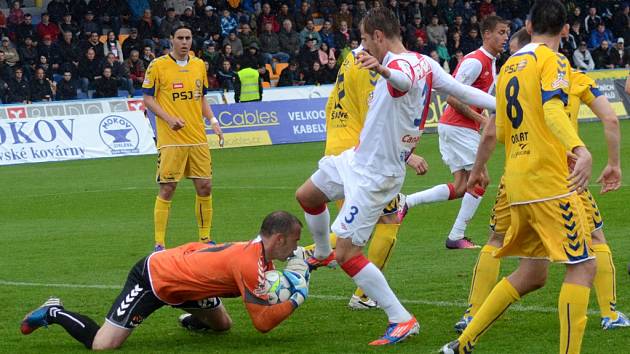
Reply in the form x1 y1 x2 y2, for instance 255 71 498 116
20 211 310 350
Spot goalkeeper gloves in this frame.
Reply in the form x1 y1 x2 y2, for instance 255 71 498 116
283 270 309 308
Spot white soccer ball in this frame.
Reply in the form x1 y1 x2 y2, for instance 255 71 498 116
263 270 292 304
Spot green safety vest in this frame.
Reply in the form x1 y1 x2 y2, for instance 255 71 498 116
237 68 260 102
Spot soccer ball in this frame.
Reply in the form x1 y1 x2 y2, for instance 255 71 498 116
263 270 292 304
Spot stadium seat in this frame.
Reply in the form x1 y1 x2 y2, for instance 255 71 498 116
267 63 289 81
262 81 271 88
118 34 129 44
99 35 107 44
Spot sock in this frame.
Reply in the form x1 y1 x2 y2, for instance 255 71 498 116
304 233 338 253
558 283 590 354
302 204 331 259
355 223 399 299
154 196 172 247
406 183 452 208
459 278 520 349
342 254 411 323
46 307 100 349
448 189 484 241
467 244 501 317
592 243 617 319
196 195 213 243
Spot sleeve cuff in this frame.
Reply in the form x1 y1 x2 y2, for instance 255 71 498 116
541 89 568 105
143 87 155 96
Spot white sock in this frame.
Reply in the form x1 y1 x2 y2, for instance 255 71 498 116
406 184 451 208
352 262 411 323
304 208 331 259
448 192 483 240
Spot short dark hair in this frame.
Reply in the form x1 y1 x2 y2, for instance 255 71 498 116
528 0 567 36
259 211 302 238
360 7 401 39
481 15 507 34
171 25 193 37
510 27 531 48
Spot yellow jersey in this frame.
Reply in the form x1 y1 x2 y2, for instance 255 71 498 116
496 43 583 204
143 54 209 149
567 71 601 131
324 50 379 156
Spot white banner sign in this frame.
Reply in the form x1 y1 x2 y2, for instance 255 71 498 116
0 112 157 165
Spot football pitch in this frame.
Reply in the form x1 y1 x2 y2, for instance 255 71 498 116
2 121 629 353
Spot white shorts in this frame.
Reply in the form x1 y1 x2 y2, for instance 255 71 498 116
310 149 403 246
437 123 480 173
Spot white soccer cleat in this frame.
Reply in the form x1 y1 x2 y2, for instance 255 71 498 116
601 311 630 330
348 294 379 310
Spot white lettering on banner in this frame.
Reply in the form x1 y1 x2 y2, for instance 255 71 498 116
218 110 279 128
292 124 326 134
287 110 326 121
0 112 156 166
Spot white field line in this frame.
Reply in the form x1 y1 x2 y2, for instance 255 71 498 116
0 279 598 315
7 184 628 200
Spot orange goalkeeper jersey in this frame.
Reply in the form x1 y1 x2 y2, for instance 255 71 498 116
148 237 294 332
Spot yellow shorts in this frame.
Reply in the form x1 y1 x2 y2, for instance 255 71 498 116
334 195 401 216
580 189 603 233
495 193 593 264
489 176 510 235
156 145 212 183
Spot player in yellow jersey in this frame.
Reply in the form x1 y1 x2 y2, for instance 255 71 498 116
453 27 627 335
143 25 224 251
441 2 597 353
303 45 428 309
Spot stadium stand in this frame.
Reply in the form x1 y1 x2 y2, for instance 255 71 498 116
0 0 627 103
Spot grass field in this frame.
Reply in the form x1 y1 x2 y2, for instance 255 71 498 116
1 121 629 353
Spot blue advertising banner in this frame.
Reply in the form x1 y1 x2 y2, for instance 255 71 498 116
206 98 328 148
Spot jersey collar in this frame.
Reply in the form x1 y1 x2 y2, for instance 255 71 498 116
479 46 496 59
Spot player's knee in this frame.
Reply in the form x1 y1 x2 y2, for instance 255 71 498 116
91 336 123 351
487 232 504 247
195 181 212 196
213 316 232 332
378 213 398 224
591 229 606 244
158 183 177 200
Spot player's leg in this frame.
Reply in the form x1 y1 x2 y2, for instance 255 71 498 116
154 146 187 250
446 169 484 249
303 200 344 256
189 145 214 243
177 298 232 332
559 259 596 354
583 190 630 329
296 155 346 265
351 201 401 309
455 179 509 332
91 323 133 350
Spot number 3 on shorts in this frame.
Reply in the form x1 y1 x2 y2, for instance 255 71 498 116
344 206 359 223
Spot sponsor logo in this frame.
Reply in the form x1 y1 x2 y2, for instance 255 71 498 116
7 107 26 119
217 110 279 128
116 284 143 317
173 82 184 89
99 115 140 155
401 134 420 144
127 100 145 111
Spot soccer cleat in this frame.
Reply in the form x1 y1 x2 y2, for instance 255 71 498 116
348 294 379 310
154 244 165 252
368 316 419 346
601 311 630 330
21 298 63 335
396 193 409 222
178 313 211 331
445 237 480 249
306 251 337 271
454 315 473 333
439 339 470 354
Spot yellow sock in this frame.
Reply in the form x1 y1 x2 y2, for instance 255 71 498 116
355 223 399 298
459 278 520 350
558 283 590 354
154 196 172 247
196 195 212 243
467 245 501 317
304 233 337 253
592 243 617 319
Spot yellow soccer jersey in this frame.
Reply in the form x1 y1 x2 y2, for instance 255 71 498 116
324 50 379 156
496 43 582 204
143 54 209 148
567 71 602 131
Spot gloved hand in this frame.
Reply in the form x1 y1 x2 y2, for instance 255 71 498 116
285 247 309 279
283 270 309 308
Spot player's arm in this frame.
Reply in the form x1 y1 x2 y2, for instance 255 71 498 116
200 67 224 147
142 61 185 130
357 53 412 92
468 115 497 190
588 95 621 193
446 58 487 126
625 76 630 95
428 58 495 111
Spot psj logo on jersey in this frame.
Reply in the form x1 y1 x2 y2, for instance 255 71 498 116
99 115 140 155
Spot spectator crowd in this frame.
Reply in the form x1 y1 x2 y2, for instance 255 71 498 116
0 0 628 104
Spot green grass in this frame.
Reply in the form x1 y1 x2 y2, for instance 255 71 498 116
1 121 630 353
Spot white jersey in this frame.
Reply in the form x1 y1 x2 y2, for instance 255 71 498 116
350 51 435 177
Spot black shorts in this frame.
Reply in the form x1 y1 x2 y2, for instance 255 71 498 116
105 256 222 330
